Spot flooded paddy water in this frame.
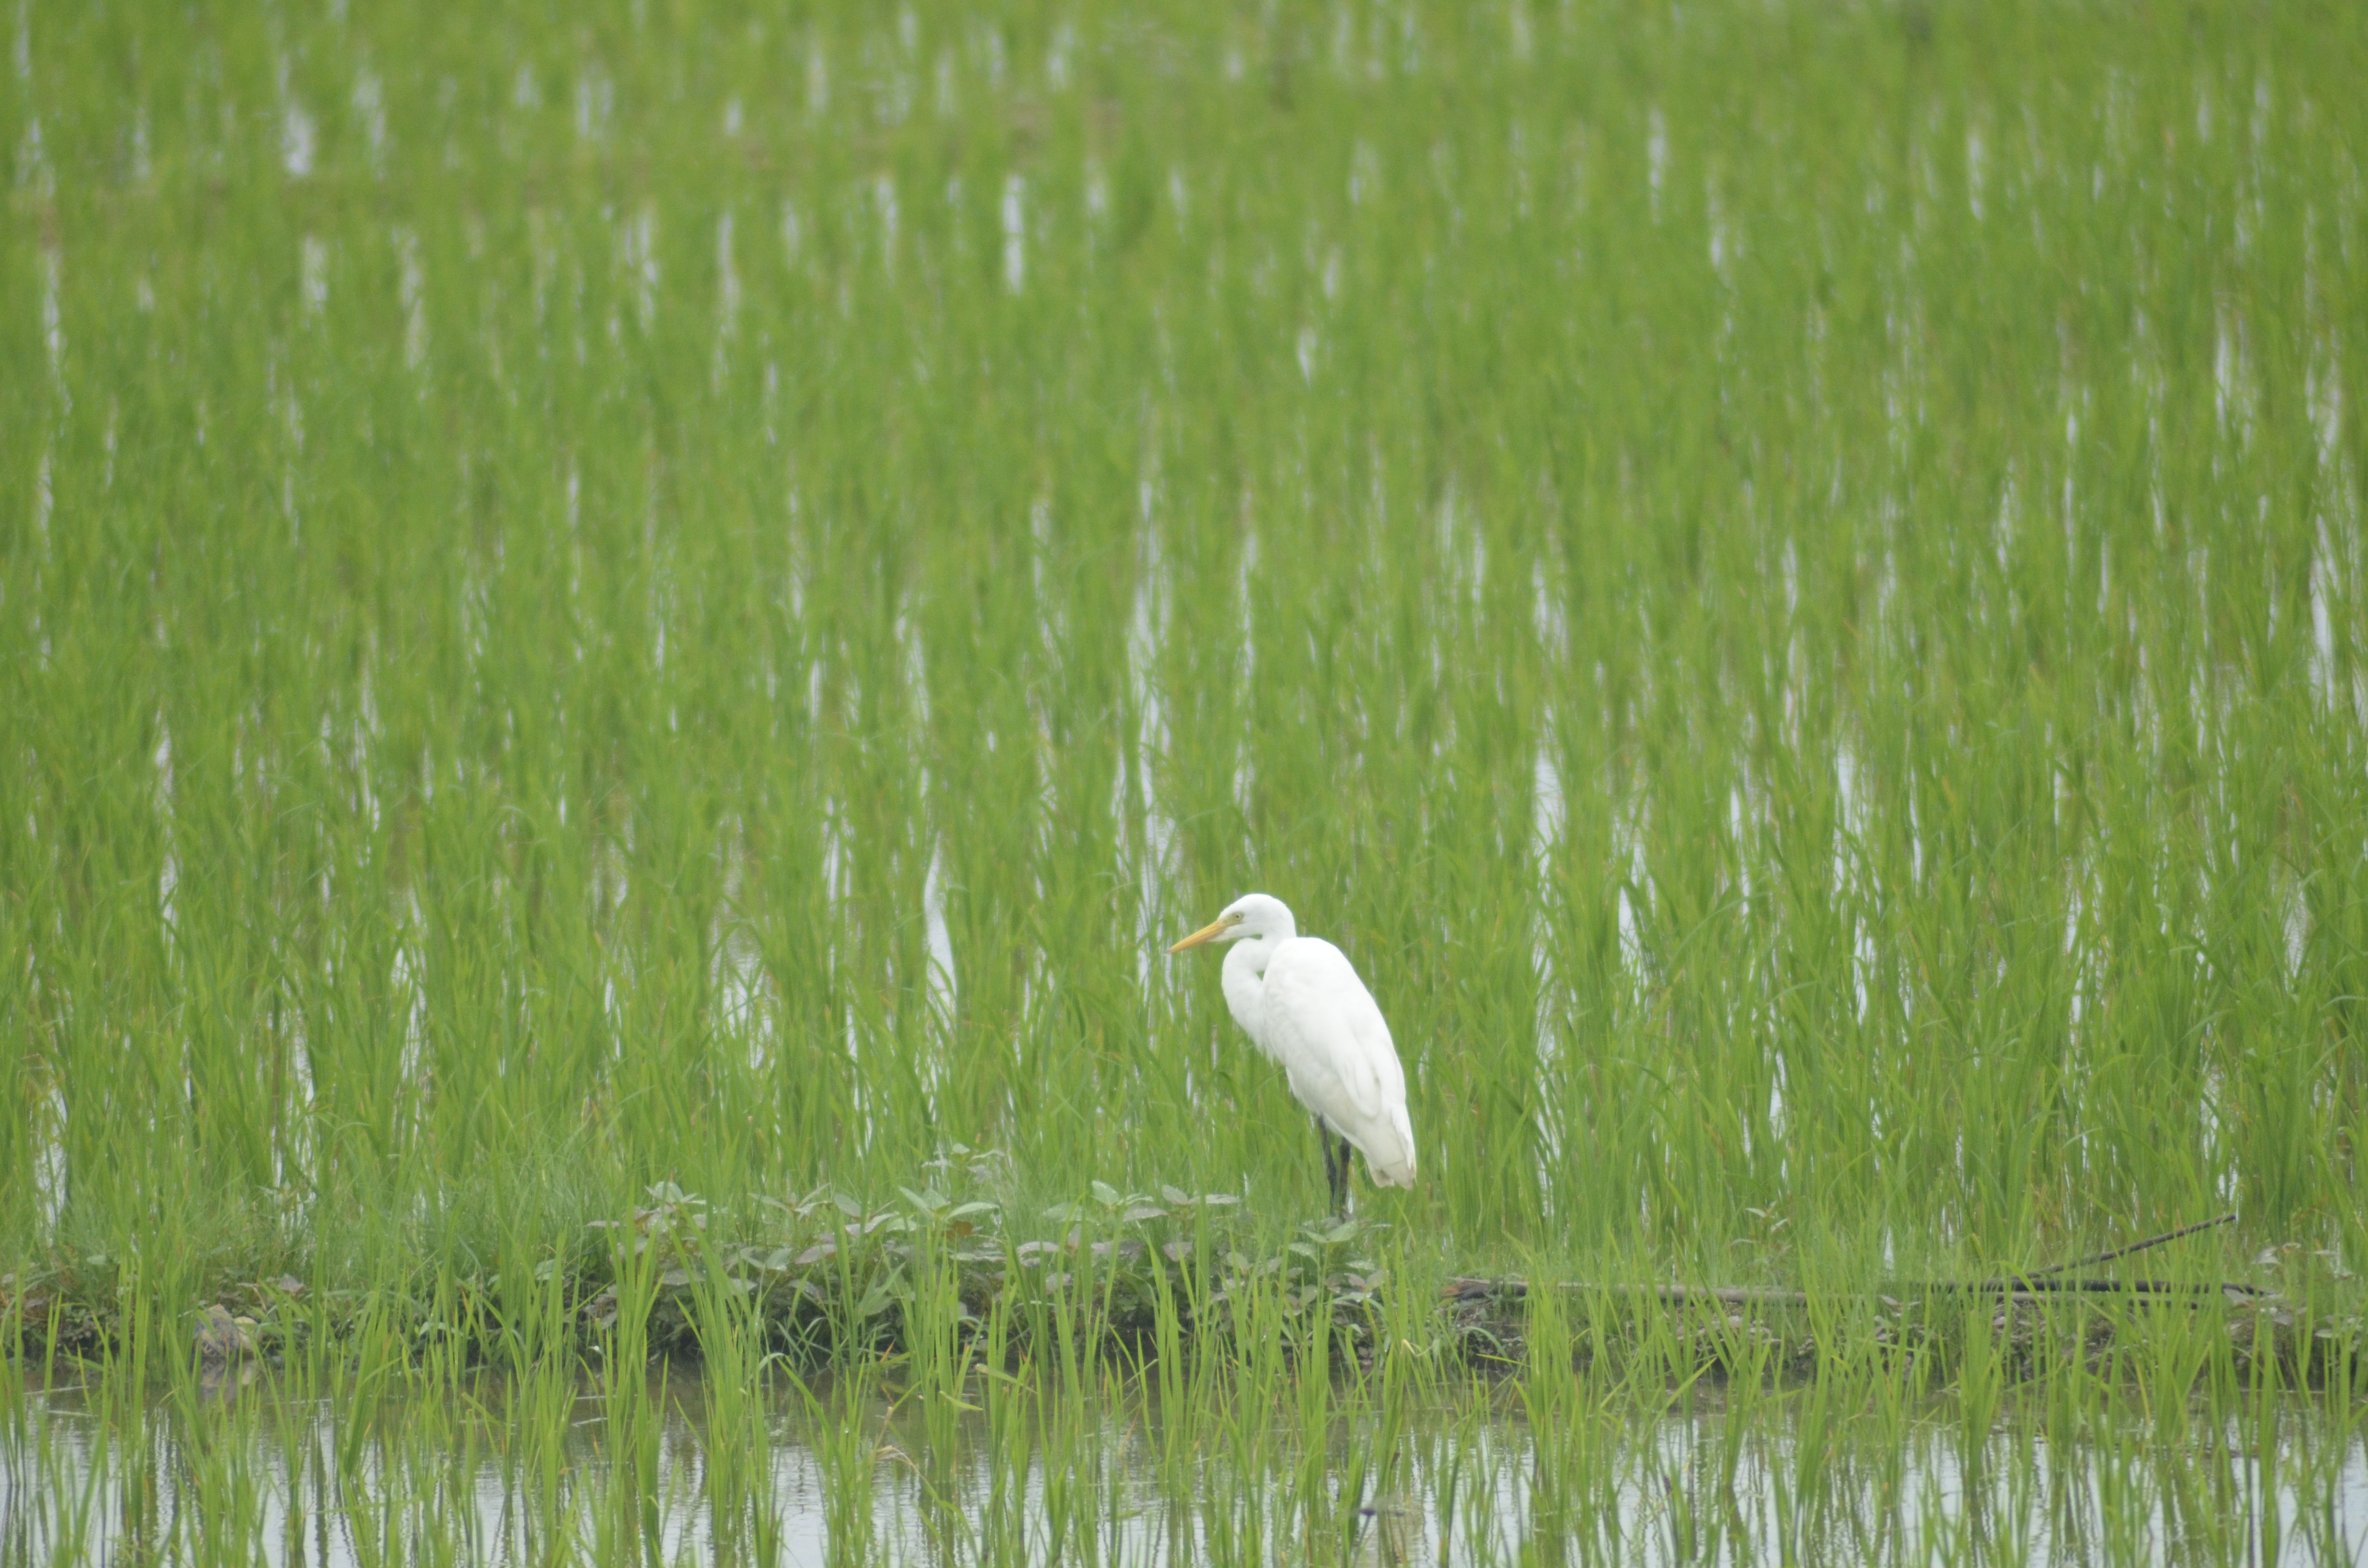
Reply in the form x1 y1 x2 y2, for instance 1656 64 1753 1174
8 1361 2366 1566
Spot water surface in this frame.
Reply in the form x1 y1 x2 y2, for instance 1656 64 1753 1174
6 1364 2363 1566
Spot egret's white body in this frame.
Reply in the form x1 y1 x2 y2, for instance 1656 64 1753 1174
1170 894 1417 1199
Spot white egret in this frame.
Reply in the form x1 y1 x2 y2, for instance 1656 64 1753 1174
1168 894 1416 1213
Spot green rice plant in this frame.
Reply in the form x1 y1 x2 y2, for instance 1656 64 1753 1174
793 1354 884 1568
5 0 2368 1557
680 1249 780 1566
9 0 2363 1315
966 1298 1031 1566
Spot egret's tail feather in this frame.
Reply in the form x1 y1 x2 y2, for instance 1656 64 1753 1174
1361 1104 1418 1188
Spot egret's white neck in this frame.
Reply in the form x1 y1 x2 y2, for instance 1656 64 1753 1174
1221 932 1277 984
1217 911 1295 1055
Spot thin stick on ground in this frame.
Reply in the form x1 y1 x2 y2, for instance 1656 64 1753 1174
1441 1213 2259 1308
1992 1213 2237 1284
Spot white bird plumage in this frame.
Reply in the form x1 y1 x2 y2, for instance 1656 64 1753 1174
1169 894 1416 1210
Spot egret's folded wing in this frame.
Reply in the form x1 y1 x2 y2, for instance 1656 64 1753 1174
1263 941 1393 1123
1344 995 1406 1103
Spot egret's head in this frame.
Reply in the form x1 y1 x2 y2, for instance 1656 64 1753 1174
1168 893 1295 954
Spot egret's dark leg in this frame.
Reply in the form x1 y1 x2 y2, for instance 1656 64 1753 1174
1323 1128 1350 1216
1336 1134 1356 1216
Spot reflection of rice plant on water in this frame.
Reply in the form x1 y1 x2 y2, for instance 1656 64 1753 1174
3 0 2368 1560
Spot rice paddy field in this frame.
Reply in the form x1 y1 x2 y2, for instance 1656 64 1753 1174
6 0 2368 1561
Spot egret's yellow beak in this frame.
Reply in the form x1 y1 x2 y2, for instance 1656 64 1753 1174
1167 915 1234 954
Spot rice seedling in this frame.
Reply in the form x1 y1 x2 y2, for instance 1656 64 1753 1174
5 0 2368 1558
